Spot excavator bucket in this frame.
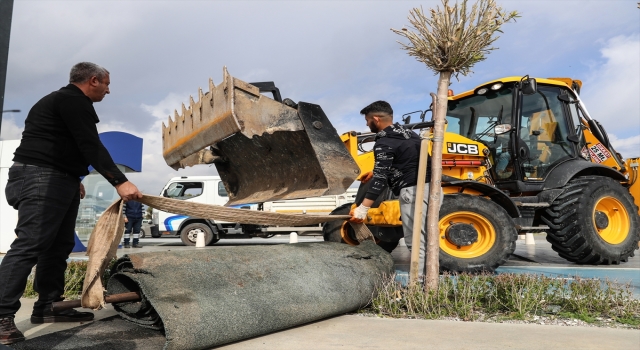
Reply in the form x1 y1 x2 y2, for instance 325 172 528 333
162 67 360 206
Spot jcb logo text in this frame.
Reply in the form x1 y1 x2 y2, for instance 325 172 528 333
446 143 479 155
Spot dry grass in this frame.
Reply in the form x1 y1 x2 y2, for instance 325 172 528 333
23 259 116 300
368 273 640 327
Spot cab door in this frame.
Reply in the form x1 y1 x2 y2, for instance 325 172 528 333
515 85 577 181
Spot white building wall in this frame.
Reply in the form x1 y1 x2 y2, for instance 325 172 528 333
0 140 20 253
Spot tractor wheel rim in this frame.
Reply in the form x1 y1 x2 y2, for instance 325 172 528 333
593 196 629 245
439 211 496 258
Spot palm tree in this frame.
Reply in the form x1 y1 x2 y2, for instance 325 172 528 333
392 0 518 290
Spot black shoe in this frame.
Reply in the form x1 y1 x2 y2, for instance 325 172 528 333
30 308 94 324
0 315 25 345
132 245 143 248
123 244 131 248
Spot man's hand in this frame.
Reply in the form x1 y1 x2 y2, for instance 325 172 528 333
124 216 129 223
79 183 86 199
115 181 143 202
349 204 370 224
360 171 373 184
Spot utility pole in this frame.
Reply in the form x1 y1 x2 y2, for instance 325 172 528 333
0 0 15 136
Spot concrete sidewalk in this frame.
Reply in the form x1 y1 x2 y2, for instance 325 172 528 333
217 315 640 350
9 301 640 349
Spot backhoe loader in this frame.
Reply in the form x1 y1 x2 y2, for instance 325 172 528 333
162 68 639 272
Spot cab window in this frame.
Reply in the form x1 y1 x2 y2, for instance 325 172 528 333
447 86 515 180
217 181 228 197
518 86 576 180
163 182 203 199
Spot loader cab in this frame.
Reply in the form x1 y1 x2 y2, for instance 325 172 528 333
447 77 585 193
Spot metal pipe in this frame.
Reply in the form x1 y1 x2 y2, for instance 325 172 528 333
51 291 141 312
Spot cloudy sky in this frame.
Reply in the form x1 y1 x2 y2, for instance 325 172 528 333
2 0 639 195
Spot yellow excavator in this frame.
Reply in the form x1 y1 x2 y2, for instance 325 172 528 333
162 68 639 272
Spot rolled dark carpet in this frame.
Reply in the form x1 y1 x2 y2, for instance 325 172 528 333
107 241 393 350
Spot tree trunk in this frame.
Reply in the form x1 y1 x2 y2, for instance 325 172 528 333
425 70 451 291
409 137 429 286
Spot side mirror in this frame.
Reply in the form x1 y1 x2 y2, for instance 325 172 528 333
521 77 537 95
162 189 168 197
494 124 512 135
557 94 579 104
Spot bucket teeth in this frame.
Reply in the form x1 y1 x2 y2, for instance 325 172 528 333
161 66 360 204
162 67 303 170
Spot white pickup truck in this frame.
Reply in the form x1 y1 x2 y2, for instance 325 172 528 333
152 176 357 245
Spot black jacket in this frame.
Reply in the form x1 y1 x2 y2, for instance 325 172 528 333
13 84 127 186
364 123 431 200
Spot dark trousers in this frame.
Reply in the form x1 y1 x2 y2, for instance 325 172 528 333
0 164 80 316
124 217 142 245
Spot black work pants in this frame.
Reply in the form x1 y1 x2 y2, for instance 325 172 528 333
0 164 80 316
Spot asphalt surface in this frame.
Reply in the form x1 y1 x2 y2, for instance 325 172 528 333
4 234 639 349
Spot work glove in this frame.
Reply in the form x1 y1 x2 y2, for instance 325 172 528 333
360 171 374 184
349 204 370 224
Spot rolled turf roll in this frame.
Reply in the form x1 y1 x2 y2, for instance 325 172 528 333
107 241 393 350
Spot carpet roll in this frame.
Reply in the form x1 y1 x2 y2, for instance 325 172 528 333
107 241 393 350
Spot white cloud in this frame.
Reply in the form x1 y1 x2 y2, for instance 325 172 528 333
0 116 23 140
609 134 640 160
120 94 216 195
581 35 640 138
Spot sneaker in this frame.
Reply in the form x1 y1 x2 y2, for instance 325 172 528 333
0 315 25 345
30 308 94 324
123 244 130 248
132 245 143 248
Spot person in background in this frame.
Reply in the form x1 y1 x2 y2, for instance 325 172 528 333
0 62 142 345
123 200 144 248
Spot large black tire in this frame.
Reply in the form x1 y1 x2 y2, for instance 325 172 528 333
540 176 639 264
322 203 401 253
139 228 146 238
438 194 517 273
180 223 217 246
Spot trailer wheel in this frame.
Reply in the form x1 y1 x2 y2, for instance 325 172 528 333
438 194 517 273
322 203 400 253
180 223 216 246
541 176 639 264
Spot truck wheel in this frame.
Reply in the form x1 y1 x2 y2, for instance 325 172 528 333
139 228 146 238
322 203 400 253
151 226 161 238
541 176 639 264
180 223 214 246
438 194 517 273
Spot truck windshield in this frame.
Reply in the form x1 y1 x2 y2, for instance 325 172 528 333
446 86 513 143
446 85 515 180
163 182 204 200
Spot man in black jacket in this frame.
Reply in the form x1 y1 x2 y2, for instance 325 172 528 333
0 62 142 345
350 101 440 279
